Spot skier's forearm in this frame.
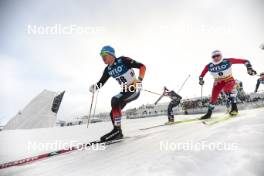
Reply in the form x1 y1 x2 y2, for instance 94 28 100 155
122 57 146 80
199 65 208 78
96 78 108 89
130 61 146 80
176 94 182 100
96 68 110 89
138 64 146 80
228 58 251 67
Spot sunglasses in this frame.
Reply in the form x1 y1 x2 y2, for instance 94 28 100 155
212 55 221 58
100 51 109 57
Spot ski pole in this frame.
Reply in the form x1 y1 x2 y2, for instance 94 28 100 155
142 74 191 97
142 89 163 96
201 85 203 99
152 74 191 105
154 94 164 105
87 91 95 128
92 90 99 118
142 89 164 105
177 74 191 93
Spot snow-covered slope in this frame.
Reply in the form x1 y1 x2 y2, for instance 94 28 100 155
4 90 57 130
0 108 264 176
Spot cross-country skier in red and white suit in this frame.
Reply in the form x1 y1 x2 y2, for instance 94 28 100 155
199 50 257 119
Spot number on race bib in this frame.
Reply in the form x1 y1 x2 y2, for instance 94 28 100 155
116 76 127 84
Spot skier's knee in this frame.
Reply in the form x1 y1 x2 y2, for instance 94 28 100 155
168 103 173 110
168 110 173 117
111 97 120 108
167 107 171 114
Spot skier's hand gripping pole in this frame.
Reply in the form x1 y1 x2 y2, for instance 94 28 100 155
246 63 257 76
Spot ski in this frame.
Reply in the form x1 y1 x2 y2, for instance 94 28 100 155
202 114 238 125
0 138 126 170
140 118 201 131
140 113 239 131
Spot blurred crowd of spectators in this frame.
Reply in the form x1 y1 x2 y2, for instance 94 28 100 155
181 92 264 110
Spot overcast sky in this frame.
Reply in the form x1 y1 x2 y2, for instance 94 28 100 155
0 0 264 125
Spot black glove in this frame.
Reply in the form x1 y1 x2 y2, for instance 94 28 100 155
247 67 257 76
199 77 204 85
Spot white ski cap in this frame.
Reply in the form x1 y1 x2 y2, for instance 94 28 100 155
211 50 222 57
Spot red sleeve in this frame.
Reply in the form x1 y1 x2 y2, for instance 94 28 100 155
139 64 146 79
227 58 249 65
199 65 209 78
122 56 146 80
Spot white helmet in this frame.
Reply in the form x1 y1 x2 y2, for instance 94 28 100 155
211 50 223 64
211 50 222 57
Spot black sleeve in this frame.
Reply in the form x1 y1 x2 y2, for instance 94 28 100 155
96 67 110 89
121 56 144 69
170 91 182 100
255 79 260 92
175 93 182 100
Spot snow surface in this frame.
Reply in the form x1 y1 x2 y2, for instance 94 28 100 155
4 90 57 130
0 108 264 176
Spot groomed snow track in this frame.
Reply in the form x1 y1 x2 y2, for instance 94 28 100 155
0 108 264 176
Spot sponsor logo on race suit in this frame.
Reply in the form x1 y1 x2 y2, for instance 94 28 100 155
208 59 232 80
107 58 136 85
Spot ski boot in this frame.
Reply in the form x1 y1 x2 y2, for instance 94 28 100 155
165 116 175 125
200 109 212 120
229 103 238 116
100 126 123 142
